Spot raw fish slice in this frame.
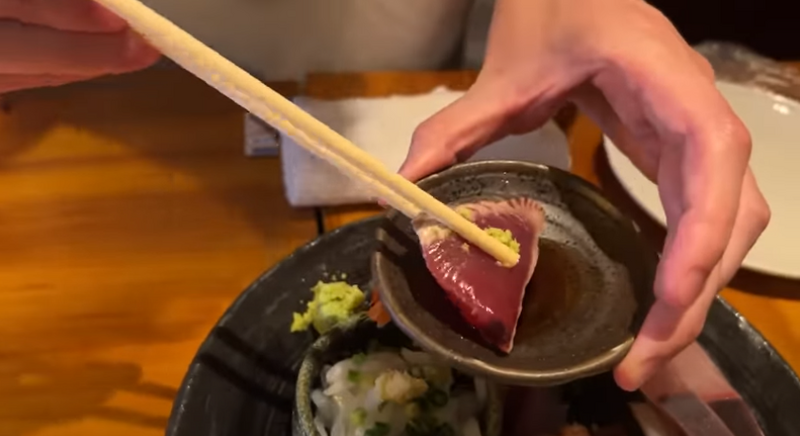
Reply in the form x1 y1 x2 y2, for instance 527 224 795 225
413 197 546 353
642 342 739 403
708 399 764 436
658 393 736 436
628 402 683 436
641 342 763 436
642 342 763 435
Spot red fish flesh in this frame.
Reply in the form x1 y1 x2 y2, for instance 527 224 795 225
413 197 546 353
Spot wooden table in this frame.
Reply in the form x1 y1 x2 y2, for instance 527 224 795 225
0 67 798 436
0 68 317 436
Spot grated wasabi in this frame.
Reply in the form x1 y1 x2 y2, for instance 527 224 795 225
484 227 520 254
291 281 365 334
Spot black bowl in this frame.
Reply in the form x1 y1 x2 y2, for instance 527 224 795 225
166 217 800 436
373 161 659 386
292 316 504 436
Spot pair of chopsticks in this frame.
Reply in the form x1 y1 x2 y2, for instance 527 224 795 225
93 0 520 268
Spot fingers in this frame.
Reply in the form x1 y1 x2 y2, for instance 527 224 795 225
0 0 126 32
615 168 768 390
586 47 756 389
398 75 564 182
654 113 750 308
615 106 750 390
571 84 661 181
0 0 159 91
579 31 755 389
398 82 510 182
0 22 160 76
718 168 770 282
614 264 720 391
606 43 751 309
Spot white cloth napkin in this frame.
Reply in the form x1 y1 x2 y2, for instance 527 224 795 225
280 87 571 207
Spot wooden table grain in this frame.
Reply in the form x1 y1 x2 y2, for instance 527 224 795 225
0 68 318 436
312 71 800 375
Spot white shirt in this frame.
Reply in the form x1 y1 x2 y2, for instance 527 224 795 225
143 0 475 82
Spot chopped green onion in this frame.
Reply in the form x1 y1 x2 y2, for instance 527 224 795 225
365 422 391 436
350 408 367 427
406 416 437 436
352 353 367 365
347 370 361 383
427 387 449 408
404 402 421 418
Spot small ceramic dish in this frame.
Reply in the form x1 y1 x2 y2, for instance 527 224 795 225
293 315 504 436
372 161 658 387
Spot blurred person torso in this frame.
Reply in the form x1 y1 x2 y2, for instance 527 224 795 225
141 0 473 82
142 0 799 83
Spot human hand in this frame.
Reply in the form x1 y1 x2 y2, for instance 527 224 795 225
399 0 770 390
0 0 160 94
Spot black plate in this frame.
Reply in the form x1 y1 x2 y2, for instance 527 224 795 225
166 217 800 436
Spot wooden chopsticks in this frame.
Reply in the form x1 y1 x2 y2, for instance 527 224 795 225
94 0 520 268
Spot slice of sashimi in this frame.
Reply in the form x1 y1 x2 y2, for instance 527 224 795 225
658 393 736 436
413 197 546 353
642 342 740 403
641 342 763 434
628 402 684 436
708 399 764 436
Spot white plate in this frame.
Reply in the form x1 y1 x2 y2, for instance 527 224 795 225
604 81 800 279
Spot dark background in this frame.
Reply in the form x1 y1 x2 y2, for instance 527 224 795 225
648 0 799 59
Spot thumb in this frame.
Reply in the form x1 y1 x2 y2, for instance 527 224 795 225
398 82 512 182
